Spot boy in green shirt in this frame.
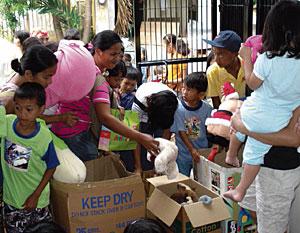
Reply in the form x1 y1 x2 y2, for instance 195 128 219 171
1 82 59 232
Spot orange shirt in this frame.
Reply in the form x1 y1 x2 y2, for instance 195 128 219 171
166 53 187 91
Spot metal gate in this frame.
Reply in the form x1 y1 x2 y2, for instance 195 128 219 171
132 0 279 93
133 0 215 94
219 0 253 41
256 0 280 34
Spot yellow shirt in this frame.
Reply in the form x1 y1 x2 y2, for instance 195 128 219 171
206 57 246 100
166 53 187 91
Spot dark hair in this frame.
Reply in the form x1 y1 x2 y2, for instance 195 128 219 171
22 37 42 53
24 221 66 233
14 30 30 45
124 53 132 62
90 30 122 55
11 45 58 76
126 66 141 82
184 72 208 93
163 34 177 45
141 47 147 61
206 50 215 70
262 0 300 59
14 82 46 107
121 44 125 53
147 90 178 130
124 218 166 233
107 59 127 77
64 28 80 40
176 39 190 56
44 41 59 52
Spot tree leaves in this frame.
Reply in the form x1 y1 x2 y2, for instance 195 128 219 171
35 0 82 29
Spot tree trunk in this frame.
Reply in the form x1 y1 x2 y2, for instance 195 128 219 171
52 14 64 41
82 0 92 44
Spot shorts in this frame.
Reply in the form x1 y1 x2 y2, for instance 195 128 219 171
3 202 52 233
176 156 193 177
236 132 271 165
239 166 300 233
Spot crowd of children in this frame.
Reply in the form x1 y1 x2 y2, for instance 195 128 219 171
0 0 299 232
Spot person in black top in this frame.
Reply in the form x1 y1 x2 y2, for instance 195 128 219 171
231 106 300 233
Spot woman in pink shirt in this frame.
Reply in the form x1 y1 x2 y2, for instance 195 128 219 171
89 30 160 162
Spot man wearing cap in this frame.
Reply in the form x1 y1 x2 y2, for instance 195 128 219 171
203 30 245 109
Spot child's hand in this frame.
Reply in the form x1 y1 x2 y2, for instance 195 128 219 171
239 44 251 60
212 144 222 153
59 111 80 126
134 167 143 175
118 106 125 121
190 147 200 163
22 192 39 212
294 115 300 135
139 134 160 155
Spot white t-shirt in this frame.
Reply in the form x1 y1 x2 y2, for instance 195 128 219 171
132 82 175 123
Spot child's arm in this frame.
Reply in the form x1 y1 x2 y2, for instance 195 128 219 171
162 128 171 140
239 44 263 90
22 167 56 212
1 96 15 114
40 112 80 126
179 131 200 163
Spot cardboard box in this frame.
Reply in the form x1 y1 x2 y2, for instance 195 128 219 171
146 173 190 197
194 148 243 221
194 148 256 233
147 176 231 233
50 155 146 233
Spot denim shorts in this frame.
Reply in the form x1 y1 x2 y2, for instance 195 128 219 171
61 129 98 162
176 156 193 177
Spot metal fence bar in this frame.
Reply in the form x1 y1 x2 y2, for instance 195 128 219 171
134 0 278 93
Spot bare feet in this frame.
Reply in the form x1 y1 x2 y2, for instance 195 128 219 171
223 189 245 202
225 151 240 167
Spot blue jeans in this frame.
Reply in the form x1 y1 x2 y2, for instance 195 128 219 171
61 130 98 162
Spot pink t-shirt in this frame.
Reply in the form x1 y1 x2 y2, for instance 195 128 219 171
92 81 110 104
51 95 90 137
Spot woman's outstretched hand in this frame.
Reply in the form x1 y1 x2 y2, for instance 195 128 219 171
139 133 160 155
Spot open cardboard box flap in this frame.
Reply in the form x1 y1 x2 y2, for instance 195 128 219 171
184 196 231 227
147 188 181 226
147 173 189 187
147 177 230 228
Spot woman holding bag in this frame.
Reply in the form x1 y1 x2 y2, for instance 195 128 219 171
88 30 160 159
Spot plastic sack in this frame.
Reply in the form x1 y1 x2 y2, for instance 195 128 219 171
51 132 87 183
45 40 96 108
36 119 87 183
98 110 139 151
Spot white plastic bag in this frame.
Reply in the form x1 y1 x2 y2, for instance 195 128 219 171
53 145 86 183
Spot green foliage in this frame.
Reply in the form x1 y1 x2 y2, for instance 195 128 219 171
0 0 31 32
33 0 82 30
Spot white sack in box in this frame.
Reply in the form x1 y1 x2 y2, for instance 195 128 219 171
53 146 86 183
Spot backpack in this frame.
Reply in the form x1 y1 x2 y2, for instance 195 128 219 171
88 73 117 145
